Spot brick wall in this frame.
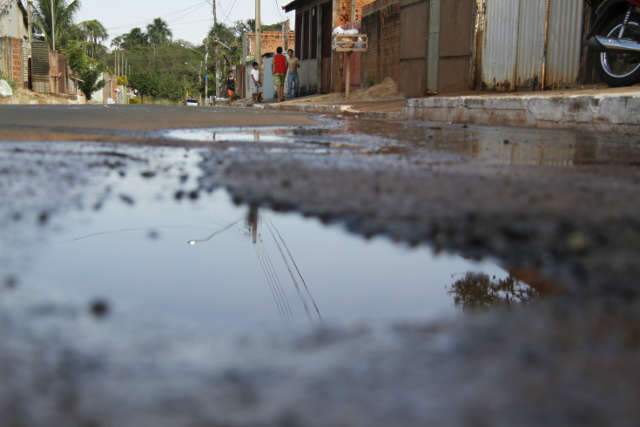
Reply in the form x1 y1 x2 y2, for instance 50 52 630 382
0 37 22 83
360 0 400 87
335 0 376 27
246 31 296 57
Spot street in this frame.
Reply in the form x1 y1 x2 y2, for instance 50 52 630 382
1 105 639 426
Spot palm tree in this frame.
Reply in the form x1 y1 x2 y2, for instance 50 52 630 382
79 19 108 58
146 18 172 46
34 0 81 51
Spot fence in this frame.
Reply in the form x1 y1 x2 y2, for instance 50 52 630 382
480 0 584 90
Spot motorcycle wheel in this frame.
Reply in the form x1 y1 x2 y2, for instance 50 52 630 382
598 18 640 87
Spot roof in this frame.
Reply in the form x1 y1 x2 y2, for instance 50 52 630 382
283 0 320 12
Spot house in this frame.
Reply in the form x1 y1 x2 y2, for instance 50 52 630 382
283 0 375 95
241 30 295 99
0 0 30 87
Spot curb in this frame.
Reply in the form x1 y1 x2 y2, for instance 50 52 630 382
407 93 640 134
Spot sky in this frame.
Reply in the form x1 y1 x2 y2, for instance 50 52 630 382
76 0 294 45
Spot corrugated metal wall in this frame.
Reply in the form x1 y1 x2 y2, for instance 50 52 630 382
546 0 584 88
481 0 583 90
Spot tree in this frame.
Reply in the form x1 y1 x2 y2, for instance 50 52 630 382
34 0 81 50
129 70 159 103
113 28 149 50
79 19 108 58
147 18 172 46
78 67 106 101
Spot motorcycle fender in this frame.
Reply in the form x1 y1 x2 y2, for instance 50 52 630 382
586 0 633 39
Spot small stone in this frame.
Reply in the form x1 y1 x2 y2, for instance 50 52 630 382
147 230 160 240
89 299 110 318
119 194 135 206
567 232 590 253
503 139 511 145
188 190 199 200
118 170 126 178
179 174 189 184
38 211 49 225
4 275 18 290
141 171 156 179
174 190 185 200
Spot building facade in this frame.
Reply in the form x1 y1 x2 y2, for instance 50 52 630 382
284 0 375 95
0 0 30 87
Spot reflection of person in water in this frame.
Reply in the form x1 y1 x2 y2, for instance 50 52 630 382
448 273 539 311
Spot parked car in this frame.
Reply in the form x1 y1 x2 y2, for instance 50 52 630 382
184 99 199 107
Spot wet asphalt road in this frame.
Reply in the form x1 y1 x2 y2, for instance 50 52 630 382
1 105 640 426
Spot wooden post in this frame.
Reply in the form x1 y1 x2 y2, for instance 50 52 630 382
345 52 351 99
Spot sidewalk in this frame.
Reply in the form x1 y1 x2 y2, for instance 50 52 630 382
262 83 640 134
407 86 640 134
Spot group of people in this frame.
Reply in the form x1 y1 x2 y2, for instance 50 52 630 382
250 47 300 103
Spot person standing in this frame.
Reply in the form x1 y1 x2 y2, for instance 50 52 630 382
286 49 300 99
250 61 262 103
272 47 288 103
226 72 236 101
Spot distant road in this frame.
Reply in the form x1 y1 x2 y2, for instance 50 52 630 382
0 105 317 143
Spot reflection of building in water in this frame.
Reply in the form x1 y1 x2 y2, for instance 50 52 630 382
472 134 578 167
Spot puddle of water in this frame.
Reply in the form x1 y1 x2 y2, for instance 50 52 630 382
10 150 519 333
165 127 292 144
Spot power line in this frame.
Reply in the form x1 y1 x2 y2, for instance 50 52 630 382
105 1 208 31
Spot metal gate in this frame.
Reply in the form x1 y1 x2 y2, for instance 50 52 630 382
481 0 584 90
400 0 475 97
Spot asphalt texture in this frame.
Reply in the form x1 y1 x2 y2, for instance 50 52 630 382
1 105 640 427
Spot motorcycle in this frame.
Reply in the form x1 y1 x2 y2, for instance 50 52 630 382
588 0 640 86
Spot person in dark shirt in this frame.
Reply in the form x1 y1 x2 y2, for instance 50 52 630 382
272 47 288 102
226 72 236 101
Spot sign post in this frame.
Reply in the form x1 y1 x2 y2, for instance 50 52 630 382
332 34 368 99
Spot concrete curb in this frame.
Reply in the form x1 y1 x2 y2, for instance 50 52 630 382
255 92 640 134
407 93 640 134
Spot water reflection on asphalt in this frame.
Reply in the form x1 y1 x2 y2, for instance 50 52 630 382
16 153 516 332
164 120 640 168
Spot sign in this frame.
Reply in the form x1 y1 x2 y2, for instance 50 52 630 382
332 34 368 53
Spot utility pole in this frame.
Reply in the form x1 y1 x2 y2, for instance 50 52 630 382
255 0 261 66
351 0 356 25
213 0 219 100
204 44 209 104
27 0 32 46
50 0 55 51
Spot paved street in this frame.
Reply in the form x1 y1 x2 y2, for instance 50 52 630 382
1 105 639 426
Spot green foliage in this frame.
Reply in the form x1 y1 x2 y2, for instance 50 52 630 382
34 0 81 50
79 20 108 58
78 66 106 101
112 28 149 50
147 18 172 46
64 39 89 74
448 273 539 311
129 70 160 102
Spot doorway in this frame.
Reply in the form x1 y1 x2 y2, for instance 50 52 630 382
320 1 333 93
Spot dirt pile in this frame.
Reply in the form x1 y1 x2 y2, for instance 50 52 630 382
351 77 404 101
